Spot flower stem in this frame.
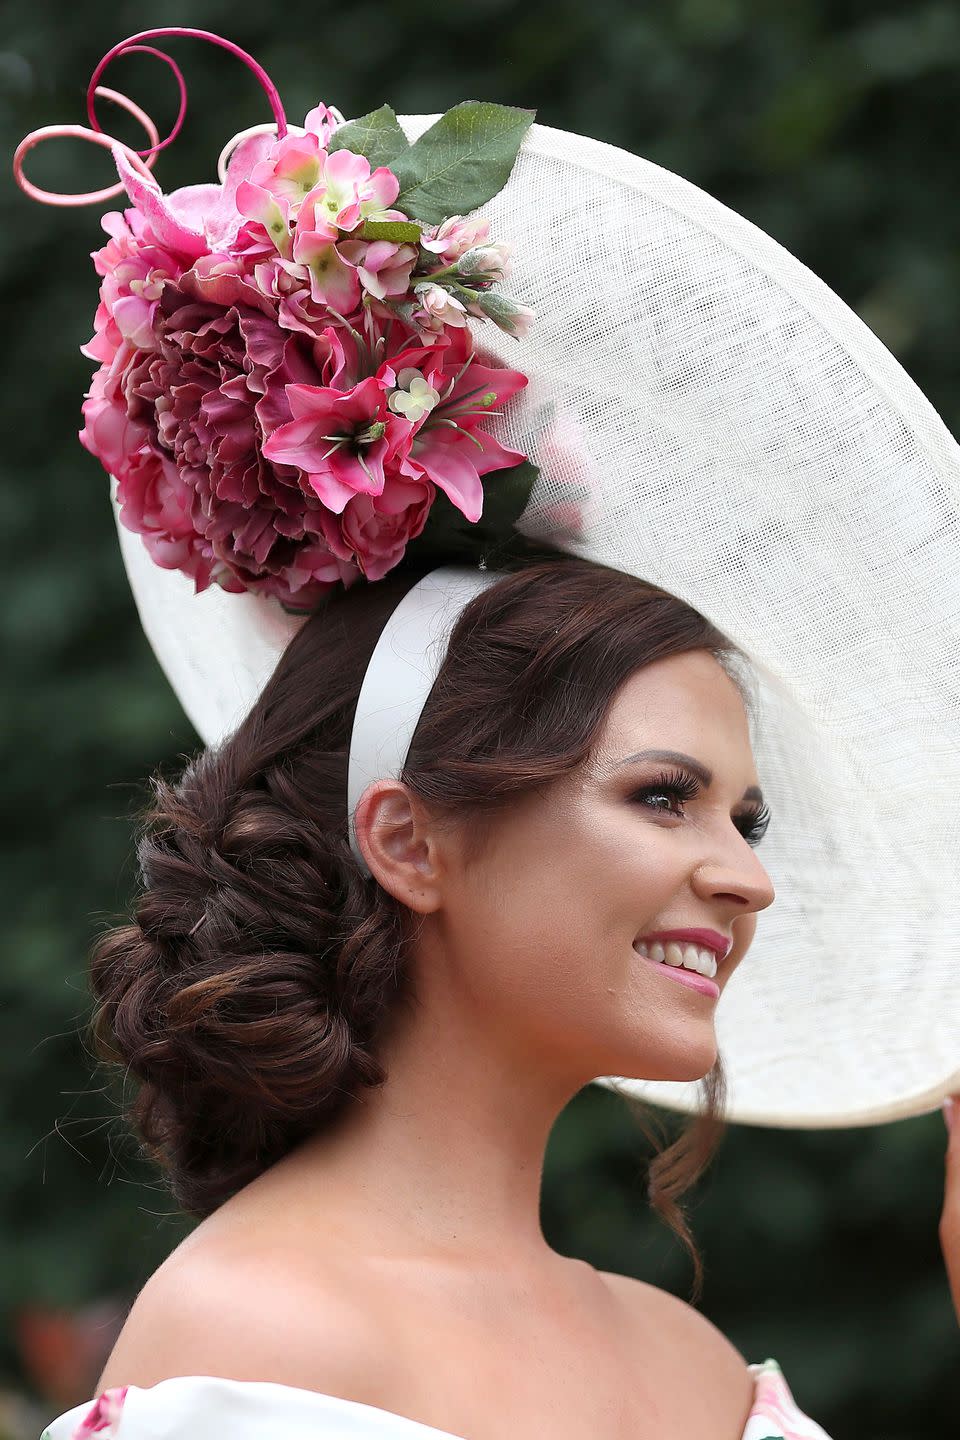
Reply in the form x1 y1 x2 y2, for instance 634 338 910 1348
414 262 458 283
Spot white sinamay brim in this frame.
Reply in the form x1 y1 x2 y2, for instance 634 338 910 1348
111 115 960 1130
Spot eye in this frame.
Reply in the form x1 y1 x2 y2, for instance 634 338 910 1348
629 767 771 848
630 767 700 816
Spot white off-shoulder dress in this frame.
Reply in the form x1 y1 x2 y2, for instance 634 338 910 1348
41 1357 834 1438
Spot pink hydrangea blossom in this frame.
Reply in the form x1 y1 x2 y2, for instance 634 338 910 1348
338 237 419 301
244 129 326 208
233 179 296 260
302 103 341 149
290 192 361 311
81 212 185 364
302 147 403 231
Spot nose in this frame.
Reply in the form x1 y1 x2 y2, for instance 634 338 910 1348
692 846 776 917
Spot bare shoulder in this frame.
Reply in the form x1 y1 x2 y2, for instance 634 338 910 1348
597 1269 756 1425
94 1237 399 1402
599 1269 750 1361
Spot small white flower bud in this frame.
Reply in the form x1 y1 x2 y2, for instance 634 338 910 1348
456 241 512 279
474 291 535 338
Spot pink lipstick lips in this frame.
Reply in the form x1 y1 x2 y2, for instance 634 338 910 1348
642 957 720 999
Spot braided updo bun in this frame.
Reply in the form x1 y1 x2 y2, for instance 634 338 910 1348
90 552 746 1298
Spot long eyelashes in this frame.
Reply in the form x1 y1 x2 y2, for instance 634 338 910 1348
630 767 771 847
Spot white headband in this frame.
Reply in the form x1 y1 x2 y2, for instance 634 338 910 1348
346 566 500 876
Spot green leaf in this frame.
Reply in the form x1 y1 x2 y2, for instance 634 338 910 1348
327 105 410 168
392 101 536 226
357 219 423 243
402 459 540 568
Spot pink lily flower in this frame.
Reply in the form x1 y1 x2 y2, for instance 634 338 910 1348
402 424 523 522
262 375 413 513
378 331 528 520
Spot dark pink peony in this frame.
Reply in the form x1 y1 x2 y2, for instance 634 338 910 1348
82 274 364 605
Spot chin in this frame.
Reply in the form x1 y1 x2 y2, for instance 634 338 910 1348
615 1039 719 1085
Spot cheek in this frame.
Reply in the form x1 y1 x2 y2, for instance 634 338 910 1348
467 867 631 1027
486 807 682 962
474 927 622 1063
451 856 601 1020
575 792 675 882
452 800 686 1001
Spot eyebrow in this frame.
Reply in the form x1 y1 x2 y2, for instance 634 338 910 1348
616 748 765 805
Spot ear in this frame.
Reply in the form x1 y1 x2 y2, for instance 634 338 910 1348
353 779 444 914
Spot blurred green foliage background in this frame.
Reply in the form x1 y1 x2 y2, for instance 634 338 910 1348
2 1 958 1435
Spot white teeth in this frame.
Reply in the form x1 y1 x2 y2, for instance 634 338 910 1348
633 940 718 979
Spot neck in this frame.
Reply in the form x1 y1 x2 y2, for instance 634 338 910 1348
252 924 589 1272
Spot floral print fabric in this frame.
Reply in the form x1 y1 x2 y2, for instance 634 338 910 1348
744 1359 835 1439
49 1386 128 1438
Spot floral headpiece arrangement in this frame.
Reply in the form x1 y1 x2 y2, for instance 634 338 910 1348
14 28 540 611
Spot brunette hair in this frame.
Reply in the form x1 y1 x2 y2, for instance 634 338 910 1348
90 551 753 1302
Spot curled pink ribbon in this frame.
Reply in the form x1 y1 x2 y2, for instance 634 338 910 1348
12 26 288 207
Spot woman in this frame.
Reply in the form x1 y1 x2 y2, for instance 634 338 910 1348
79 556 786 1438
16 25 960 1440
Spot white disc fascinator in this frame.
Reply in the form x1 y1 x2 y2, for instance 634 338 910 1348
17 28 959 1131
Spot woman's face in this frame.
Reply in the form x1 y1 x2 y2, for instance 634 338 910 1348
422 648 776 1088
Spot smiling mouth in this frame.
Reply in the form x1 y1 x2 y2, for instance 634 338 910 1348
632 944 722 998
632 938 721 981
